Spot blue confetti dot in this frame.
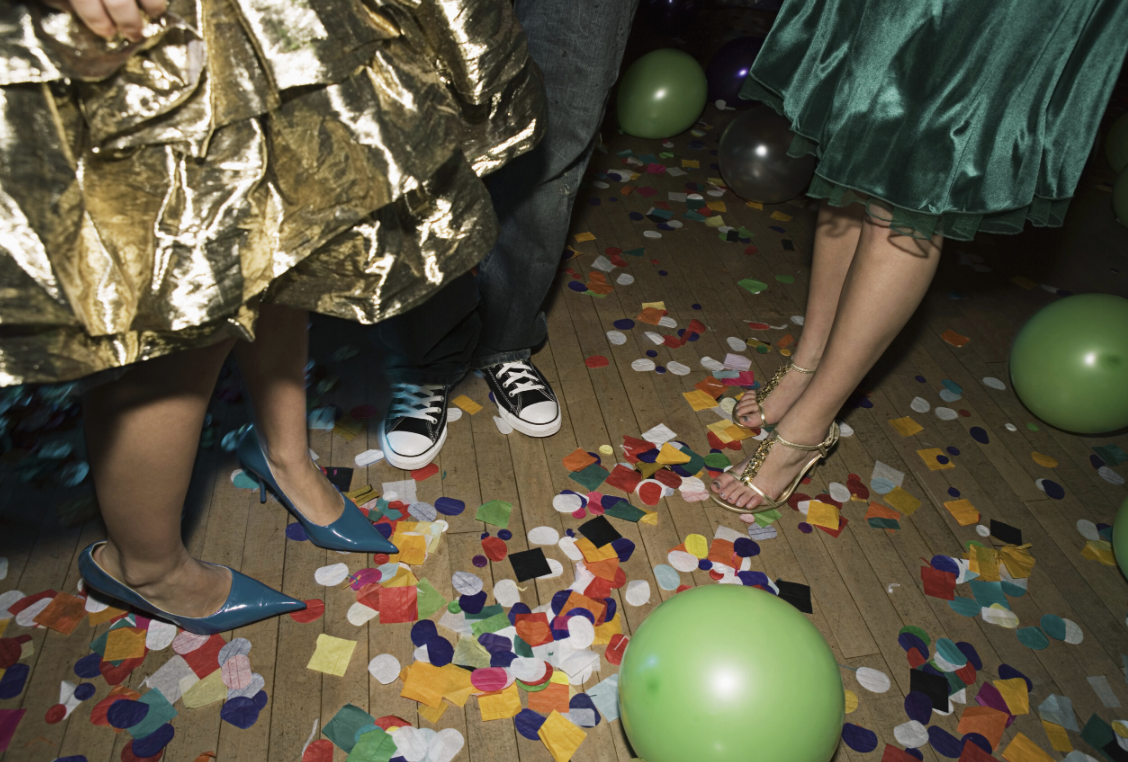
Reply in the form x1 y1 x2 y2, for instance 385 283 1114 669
656 366 666 374
697 559 712 571
613 319 636 330
612 537 636 563
107 699 149 730
961 733 992 755
285 522 308 541
927 726 963 758
646 350 657 358
0 663 29 700
1040 479 1065 499
936 455 950 465
915 375 927 383
898 632 929 657
74 654 101 679
956 641 982 670
733 538 759 557
658 270 668 276
737 570 771 588
426 636 454 667
769 225 785 233
998 664 1033 692
459 591 488 614
969 427 989 444
514 709 546 740
220 697 262 730
629 212 644 221
947 487 960 497
569 693 602 727
411 620 438 647
692 303 702 310
435 497 466 516
907 749 924 761
946 446 960 456
1016 626 1050 650
550 589 572 615
480 531 490 540
931 555 959 574
491 651 516 668
657 223 674 231
904 692 932 724
508 602 532 627
567 281 588 293
73 683 96 701
498 529 512 541
132 724 176 757
841 724 878 753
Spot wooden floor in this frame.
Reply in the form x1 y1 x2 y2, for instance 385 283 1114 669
3 107 1128 762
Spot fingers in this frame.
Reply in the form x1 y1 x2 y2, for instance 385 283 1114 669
137 0 168 20
102 0 146 40
67 0 116 38
40 0 73 11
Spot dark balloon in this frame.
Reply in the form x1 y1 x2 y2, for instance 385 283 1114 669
718 108 817 204
706 36 764 109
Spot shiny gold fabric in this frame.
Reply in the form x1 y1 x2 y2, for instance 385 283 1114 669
0 0 545 385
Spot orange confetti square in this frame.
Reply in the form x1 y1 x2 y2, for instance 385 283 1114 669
33 592 86 635
694 376 726 399
527 683 570 715
941 329 970 347
562 448 598 472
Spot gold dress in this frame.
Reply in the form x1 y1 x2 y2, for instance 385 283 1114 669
0 0 545 385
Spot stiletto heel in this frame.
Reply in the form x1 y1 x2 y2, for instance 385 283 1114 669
712 422 840 514
734 362 817 430
78 542 305 635
237 427 398 554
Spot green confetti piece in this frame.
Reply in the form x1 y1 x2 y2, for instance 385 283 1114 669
1094 443 1128 465
899 625 931 647
948 597 981 617
775 274 795 284
737 227 754 238
1080 714 1115 754
703 453 732 470
569 463 609 491
415 578 447 620
1016 626 1050 650
738 278 769 295
475 499 514 528
464 604 504 621
347 726 397 762
514 637 533 658
867 517 901 530
603 500 647 522
130 689 178 739
659 152 675 158
685 211 707 221
446 599 462 614
623 247 646 257
754 509 781 527
582 290 608 298
324 704 378 752
453 637 492 670
471 611 511 637
1026 422 1039 431
756 344 769 354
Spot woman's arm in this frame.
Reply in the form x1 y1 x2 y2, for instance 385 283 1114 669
40 0 167 42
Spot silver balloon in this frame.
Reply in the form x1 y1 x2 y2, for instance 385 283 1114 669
718 108 816 204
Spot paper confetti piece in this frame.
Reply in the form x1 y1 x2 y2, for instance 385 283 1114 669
574 232 596 242
941 329 970 347
883 487 921 516
807 501 841 530
889 416 924 436
943 499 980 526
538 711 587 762
918 447 956 471
307 634 357 677
1001 733 1055 762
1087 675 1121 708
451 395 482 414
856 667 891 693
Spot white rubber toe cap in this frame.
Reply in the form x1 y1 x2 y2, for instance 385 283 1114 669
385 430 436 457
519 400 560 425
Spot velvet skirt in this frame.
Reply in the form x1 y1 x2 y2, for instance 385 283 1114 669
740 0 1128 240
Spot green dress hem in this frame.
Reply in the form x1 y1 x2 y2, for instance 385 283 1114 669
740 77 1074 242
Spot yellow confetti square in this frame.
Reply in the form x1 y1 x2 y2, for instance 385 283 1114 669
538 711 588 762
400 661 445 707
707 177 725 186
745 200 764 210
972 545 1000 581
1010 276 1038 290
681 159 699 168
1001 733 1054 762
807 501 840 530
390 533 427 565
381 567 419 588
1082 540 1117 565
479 683 522 721
1041 721 1072 752
418 701 448 724
641 301 667 310
575 537 618 564
889 416 924 436
999 545 1036 578
704 214 725 228
656 443 691 465
944 498 980 526
333 415 365 441
683 390 719 411
883 486 921 516
182 670 226 708
593 614 622 645
307 634 357 677
706 201 727 212
917 447 955 471
104 627 147 661
573 232 596 243
706 419 736 443
993 678 1030 715
451 395 482 414
639 511 658 526
770 211 793 221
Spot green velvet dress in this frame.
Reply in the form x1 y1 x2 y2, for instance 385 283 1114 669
739 0 1128 240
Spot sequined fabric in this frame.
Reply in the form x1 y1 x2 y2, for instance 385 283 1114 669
0 0 545 385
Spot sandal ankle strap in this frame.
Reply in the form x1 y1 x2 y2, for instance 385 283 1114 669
790 362 817 374
774 421 840 454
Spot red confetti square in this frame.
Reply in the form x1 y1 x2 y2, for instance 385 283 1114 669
605 465 642 494
585 355 609 368
920 567 957 600
606 634 628 665
291 599 326 623
815 516 849 538
377 586 418 623
958 740 995 762
882 745 919 762
653 469 681 489
182 633 227 678
515 613 554 646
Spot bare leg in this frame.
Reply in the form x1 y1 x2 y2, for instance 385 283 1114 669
233 304 343 526
715 214 943 509
84 339 237 617
735 201 864 427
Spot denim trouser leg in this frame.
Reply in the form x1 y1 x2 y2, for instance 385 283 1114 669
470 0 640 369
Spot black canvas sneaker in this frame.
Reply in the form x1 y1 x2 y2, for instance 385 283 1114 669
378 383 449 469
482 360 561 437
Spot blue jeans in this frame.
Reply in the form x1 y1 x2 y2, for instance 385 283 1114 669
372 0 639 384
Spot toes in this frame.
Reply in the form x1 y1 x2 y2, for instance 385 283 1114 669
711 475 733 494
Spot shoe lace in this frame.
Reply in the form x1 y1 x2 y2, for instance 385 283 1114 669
495 361 544 396
388 383 445 423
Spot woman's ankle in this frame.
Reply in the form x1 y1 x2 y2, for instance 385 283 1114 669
98 542 194 589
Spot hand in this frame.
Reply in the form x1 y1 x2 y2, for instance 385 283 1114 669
40 0 168 42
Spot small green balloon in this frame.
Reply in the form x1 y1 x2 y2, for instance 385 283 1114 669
1115 496 1128 580
1010 294 1128 433
617 49 707 139
1107 112 1128 174
1114 167 1128 227
618 585 843 762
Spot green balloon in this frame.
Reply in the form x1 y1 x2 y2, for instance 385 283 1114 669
617 49 707 139
1114 167 1128 227
1115 496 1128 580
619 585 843 762
1107 112 1128 174
1010 293 1128 434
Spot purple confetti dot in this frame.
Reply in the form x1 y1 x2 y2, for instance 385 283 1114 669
946 446 960 456
646 350 658 358
613 318 636 330
567 280 588 293
947 487 960 497
628 212 644 221
73 682 95 701
915 375 926 383
1041 479 1065 500
691 303 702 310
798 522 813 534
132 724 176 757
904 691 932 723
841 724 878 753
969 426 989 444
655 366 666 374
285 522 309 541
658 270 668 276
472 555 488 567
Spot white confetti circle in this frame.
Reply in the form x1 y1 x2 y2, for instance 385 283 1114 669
644 331 664 345
934 407 959 421
493 579 522 608
855 667 891 693
828 482 851 504
667 361 691 376
347 601 379 626
553 492 585 513
447 408 463 422
668 550 699 572
558 536 584 561
701 356 724 372
314 563 350 586
567 617 595 649
643 230 662 239
1004 423 1017 432
606 330 627 345
894 720 929 748
452 571 483 596
1076 519 1101 541
1063 618 1084 645
658 316 677 328
910 397 931 413
837 421 855 437
727 337 747 352
528 526 560 545
625 580 651 606
1099 467 1125 485
976 525 991 537
368 654 401 684
494 416 514 435
982 377 1006 390
538 558 564 579
632 359 656 372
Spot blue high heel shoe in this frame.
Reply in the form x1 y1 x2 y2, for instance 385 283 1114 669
78 542 306 635
237 427 398 554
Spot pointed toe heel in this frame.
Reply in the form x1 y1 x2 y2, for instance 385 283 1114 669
237 427 399 554
78 542 305 635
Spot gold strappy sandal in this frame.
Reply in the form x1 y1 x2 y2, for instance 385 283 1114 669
711 422 840 514
733 362 816 430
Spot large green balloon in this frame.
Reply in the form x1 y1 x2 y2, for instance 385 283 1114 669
1114 167 1128 226
617 49 707 139
1115 496 1128 580
1010 294 1128 433
1107 112 1128 174
618 585 843 762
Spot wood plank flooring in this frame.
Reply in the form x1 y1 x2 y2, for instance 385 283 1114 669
2 108 1127 762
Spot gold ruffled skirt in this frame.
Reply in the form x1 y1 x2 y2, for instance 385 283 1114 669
0 0 545 385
